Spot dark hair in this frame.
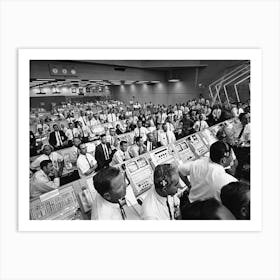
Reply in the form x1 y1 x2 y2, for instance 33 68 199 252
93 167 121 196
135 136 142 143
181 198 222 220
153 163 176 190
40 160 52 169
210 141 230 164
120 141 127 146
53 124 58 129
221 182 250 219
100 133 106 138
239 112 247 122
78 143 86 150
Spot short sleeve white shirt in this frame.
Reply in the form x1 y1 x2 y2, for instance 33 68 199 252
77 153 97 177
179 157 237 202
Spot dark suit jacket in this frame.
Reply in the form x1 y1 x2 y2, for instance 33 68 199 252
95 143 113 170
49 130 67 148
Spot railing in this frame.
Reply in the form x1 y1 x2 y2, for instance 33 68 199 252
209 61 250 105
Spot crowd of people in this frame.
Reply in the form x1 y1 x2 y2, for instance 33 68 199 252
29 96 251 220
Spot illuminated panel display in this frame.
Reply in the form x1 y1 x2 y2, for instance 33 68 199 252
187 133 209 157
199 128 218 148
124 155 154 197
174 138 196 163
149 145 178 169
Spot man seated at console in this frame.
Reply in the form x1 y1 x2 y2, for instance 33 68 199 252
91 167 128 220
146 132 159 152
181 198 235 220
142 163 180 220
65 122 79 146
30 144 64 176
110 141 131 166
77 143 98 177
129 136 147 158
220 181 250 220
30 160 60 198
69 137 81 164
179 141 238 203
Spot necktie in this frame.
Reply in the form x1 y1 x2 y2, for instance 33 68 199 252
166 133 169 144
85 155 92 168
71 129 74 138
139 128 141 137
103 144 109 160
82 117 86 126
166 199 173 220
118 202 127 220
56 132 62 146
199 121 201 131
238 125 246 139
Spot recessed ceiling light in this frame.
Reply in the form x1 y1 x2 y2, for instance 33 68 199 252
168 79 180 82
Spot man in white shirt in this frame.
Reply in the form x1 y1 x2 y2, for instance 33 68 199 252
77 143 98 178
158 123 176 146
193 114 209 132
69 137 81 163
65 122 80 144
78 111 88 127
30 144 63 173
107 110 117 123
179 141 237 203
30 160 60 198
110 141 131 166
91 167 132 220
134 120 148 142
106 128 119 150
129 136 147 158
142 163 180 220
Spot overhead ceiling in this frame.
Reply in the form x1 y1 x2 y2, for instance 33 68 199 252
76 60 208 69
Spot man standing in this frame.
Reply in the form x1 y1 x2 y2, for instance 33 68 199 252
94 134 113 170
49 124 68 150
179 141 238 203
134 120 148 142
193 114 209 132
158 123 176 146
65 122 79 145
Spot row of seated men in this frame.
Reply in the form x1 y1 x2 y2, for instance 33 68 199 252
31 140 250 220
30 110 251 199
30 97 250 156
29 122 177 198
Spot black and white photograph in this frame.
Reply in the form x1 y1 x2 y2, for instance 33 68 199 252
25 53 255 224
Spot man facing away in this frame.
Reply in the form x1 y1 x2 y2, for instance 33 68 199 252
142 163 180 220
179 141 238 203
